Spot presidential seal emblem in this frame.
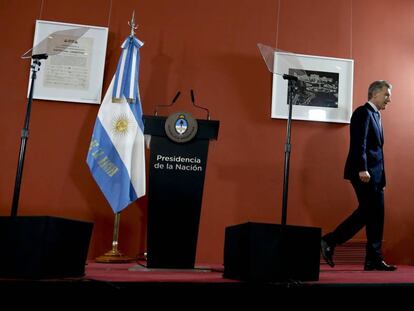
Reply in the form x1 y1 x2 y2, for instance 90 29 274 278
165 112 198 143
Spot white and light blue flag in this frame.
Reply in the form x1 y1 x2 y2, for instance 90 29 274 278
87 35 145 213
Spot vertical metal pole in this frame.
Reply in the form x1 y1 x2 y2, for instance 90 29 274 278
281 80 295 225
111 212 121 253
11 60 39 217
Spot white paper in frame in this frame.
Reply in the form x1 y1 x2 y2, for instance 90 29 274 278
29 20 108 104
271 52 354 124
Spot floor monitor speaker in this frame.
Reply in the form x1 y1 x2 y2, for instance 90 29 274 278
0 216 93 279
224 222 321 282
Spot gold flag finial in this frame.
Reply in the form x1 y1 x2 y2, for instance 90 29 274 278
128 11 138 37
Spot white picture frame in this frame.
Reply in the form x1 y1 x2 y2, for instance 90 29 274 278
271 52 354 123
29 20 108 104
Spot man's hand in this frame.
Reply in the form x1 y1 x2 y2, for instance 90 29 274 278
359 171 371 183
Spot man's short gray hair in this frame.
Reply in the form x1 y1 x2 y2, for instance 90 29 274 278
368 80 392 100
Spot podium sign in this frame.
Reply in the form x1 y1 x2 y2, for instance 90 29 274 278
143 115 219 268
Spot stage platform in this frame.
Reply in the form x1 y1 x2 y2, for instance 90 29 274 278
1 261 413 303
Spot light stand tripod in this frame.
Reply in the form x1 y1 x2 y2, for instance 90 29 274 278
10 53 48 217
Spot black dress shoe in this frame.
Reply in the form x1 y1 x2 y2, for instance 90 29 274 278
364 260 397 271
320 239 335 267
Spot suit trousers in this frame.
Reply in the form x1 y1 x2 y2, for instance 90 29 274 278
323 179 385 260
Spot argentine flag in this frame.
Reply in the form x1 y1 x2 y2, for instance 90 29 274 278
87 35 145 213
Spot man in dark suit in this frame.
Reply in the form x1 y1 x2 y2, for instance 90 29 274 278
320 80 397 271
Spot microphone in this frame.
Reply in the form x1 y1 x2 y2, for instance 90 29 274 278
190 89 210 120
172 91 181 104
154 91 181 116
31 53 48 60
190 89 195 103
282 74 298 81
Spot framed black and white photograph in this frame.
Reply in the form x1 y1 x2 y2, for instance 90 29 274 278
29 20 108 104
271 52 354 123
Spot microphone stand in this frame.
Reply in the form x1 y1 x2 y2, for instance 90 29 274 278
10 55 47 217
154 91 181 116
281 74 298 225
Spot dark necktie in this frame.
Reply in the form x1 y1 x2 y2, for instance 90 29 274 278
376 111 382 129
375 111 383 141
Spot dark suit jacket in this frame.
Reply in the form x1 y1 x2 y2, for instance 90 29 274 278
344 103 385 187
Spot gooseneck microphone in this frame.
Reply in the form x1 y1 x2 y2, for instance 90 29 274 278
31 53 49 60
190 89 210 120
154 91 181 116
172 91 181 104
282 74 298 81
190 89 195 103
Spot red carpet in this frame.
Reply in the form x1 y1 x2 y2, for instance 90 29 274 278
85 261 414 285
2 260 414 301
1 262 414 305
318 263 414 284
86 261 235 283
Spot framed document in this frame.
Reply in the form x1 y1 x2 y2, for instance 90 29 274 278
271 52 354 124
29 20 108 104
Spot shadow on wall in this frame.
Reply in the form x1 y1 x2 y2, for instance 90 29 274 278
210 51 272 122
384 212 414 265
295 122 354 229
214 162 283 224
71 33 176 259
70 104 149 259
141 32 173 115
209 52 284 222
68 105 114 258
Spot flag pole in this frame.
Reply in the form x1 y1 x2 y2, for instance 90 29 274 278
94 11 140 264
95 212 135 263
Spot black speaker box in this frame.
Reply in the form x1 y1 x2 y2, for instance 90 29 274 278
224 222 321 282
0 216 93 279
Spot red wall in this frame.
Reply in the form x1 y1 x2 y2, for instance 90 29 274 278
1 0 414 265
